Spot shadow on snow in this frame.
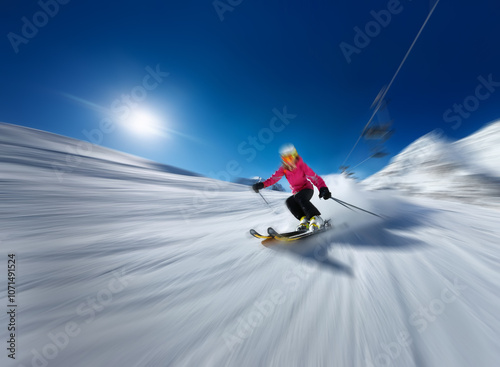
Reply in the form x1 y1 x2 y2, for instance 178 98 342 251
263 201 439 278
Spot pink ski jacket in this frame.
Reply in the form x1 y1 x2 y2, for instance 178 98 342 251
263 156 327 194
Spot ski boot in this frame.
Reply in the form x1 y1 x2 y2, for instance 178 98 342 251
296 216 309 231
309 216 324 231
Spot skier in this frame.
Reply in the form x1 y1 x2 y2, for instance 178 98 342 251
252 144 332 231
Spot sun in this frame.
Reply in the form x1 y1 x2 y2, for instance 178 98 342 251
126 109 162 136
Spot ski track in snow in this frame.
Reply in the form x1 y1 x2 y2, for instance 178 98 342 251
0 122 499 367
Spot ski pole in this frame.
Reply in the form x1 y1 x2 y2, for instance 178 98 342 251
253 186 274 211
259 191 271 208
253 179 274 211
329 197 384 219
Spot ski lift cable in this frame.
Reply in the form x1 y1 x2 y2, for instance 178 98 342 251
340 0 442 169
350 149 388 171
350 154 373 170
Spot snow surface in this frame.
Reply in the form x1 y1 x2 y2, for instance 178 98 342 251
1 122 499 367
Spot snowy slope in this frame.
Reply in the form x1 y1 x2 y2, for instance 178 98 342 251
1 122 499 367
0 122 201 182
363 121 500 205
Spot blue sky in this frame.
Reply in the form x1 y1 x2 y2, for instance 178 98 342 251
2 0 500 182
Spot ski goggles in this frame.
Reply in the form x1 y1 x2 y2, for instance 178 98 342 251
281 153 297 164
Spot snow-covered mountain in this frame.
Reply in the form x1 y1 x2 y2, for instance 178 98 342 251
363 120 500 205
1 122 499 367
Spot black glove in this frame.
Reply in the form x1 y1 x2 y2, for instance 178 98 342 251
252 182 264 193
319 187 331 200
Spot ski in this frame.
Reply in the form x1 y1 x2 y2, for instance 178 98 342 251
267 220 332 242
249 228 306 240
249 229 273 240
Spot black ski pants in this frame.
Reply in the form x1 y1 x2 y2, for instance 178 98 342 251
286 188 321 220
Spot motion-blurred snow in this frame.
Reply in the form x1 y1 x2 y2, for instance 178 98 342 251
1 122 499 367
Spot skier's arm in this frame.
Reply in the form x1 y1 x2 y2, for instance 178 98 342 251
301 161 332 199
301 161 327 189
262 166 285 188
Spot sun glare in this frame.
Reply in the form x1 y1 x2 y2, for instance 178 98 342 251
126 109 163 136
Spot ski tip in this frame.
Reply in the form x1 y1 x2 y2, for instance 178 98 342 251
250 229 273 240
267 227 279 236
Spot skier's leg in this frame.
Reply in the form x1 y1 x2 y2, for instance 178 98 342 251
295 189 321 219
286 195 305 220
